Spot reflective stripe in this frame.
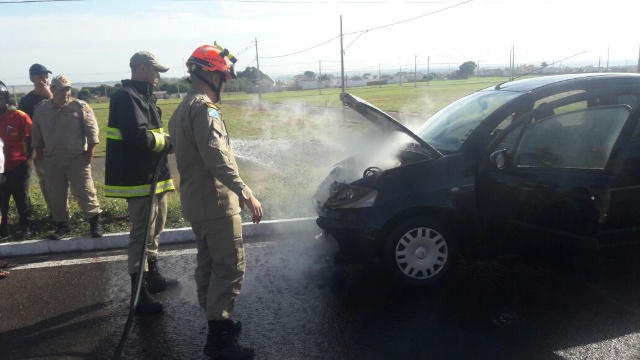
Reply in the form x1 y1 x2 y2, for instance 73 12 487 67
106 127 123 140
152 132 165 152
104 179 175 198
106 127 165 143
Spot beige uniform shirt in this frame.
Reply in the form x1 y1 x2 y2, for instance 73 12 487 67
169 92 252 223
32 99 99 166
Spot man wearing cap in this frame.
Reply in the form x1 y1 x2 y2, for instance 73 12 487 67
105 51 177 315
31 75 103 240
18 64 53 219
0 80 32 240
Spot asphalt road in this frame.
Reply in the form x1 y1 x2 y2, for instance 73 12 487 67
2 229 640 359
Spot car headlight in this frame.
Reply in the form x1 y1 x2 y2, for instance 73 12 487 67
325 183 378 209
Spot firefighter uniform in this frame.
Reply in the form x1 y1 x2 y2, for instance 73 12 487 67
31 99 101 223
169 92 253 321
105 79 174 274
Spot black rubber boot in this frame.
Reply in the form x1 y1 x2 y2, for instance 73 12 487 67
130 273 163 315
88 215 103 238
203 319 254 359
146 256 179 294
19 224 30 240
48 222 71 240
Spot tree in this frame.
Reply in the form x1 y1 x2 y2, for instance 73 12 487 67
77 89 91 101
303 71 316 78
237 66 269 85
458 61 477 79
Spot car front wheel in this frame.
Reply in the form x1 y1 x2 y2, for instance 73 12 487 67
383 217 457 288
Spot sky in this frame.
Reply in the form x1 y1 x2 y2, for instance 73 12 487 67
1 0 639 87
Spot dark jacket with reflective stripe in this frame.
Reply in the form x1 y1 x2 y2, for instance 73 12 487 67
104 79 174 198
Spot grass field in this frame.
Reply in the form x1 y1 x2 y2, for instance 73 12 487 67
2 77 510 242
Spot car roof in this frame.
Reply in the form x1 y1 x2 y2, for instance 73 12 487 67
490 73 640 92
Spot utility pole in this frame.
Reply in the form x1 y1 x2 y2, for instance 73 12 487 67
399 62 402 87
255 37 261 102
10 86 17 106
414 55 417 88
378 62 381 88
318 60 322 95
427 56 430 86
340 15 345 96
606 47 610 72
340 15 345 122
637 44 640 73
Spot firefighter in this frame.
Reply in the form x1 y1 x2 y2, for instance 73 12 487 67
31 75 102 240
105 51 178 315
168 44 262 360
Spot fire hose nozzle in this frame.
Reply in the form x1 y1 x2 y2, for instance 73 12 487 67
214 41 238 64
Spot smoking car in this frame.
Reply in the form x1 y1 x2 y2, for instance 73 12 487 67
314 73 640 287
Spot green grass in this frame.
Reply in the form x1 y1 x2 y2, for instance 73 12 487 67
1 78 509 242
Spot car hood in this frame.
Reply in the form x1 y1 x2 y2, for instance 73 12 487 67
341 93 442 158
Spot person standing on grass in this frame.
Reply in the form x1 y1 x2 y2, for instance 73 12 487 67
18 64 53 218
105 51 178 315
0 80 33 240
0 136 6 279
31 75 103 240
169 44 262 360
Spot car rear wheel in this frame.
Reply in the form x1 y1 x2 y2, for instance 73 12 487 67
383 217 457 288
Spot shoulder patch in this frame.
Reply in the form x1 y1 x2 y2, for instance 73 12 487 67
207 106 220 120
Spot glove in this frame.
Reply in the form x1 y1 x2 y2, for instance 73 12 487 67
164 134 174 154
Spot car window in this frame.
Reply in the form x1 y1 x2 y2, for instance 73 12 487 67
535 90 586 116
513 105 630 169
416 90 521 153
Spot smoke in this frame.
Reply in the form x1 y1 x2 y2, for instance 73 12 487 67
226 99 430 221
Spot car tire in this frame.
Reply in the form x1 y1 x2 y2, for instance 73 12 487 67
382 216 457 288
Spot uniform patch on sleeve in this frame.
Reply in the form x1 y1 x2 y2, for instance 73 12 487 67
208 107 220 119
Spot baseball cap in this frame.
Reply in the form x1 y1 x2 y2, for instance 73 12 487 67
130 51 169 73
51 75 71 88
29 63 52 76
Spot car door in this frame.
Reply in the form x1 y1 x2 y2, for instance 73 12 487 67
476 105 634 250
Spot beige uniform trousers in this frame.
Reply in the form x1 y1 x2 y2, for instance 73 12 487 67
42 155 100 223
192 214 245 321
34 161 51 212
127 192 167 274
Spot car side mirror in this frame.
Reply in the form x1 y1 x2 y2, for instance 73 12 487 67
489 149 507 170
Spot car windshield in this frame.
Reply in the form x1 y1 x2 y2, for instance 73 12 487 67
416 89 522 153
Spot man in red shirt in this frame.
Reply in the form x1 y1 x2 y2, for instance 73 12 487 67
0 81 32 240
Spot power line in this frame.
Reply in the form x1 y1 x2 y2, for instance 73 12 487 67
0 0 86 3
262 36 341 59
261 0 474 59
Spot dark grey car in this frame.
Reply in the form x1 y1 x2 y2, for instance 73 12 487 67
315 73 640 287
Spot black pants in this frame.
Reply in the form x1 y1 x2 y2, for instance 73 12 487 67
0 161 32 229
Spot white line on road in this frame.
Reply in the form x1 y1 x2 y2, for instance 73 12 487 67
11 241 277 270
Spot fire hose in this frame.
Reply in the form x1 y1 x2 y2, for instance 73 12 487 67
112 146 170 360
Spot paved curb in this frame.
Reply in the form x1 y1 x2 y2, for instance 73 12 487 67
0 217 319 257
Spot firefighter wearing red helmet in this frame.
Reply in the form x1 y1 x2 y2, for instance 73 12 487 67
169 43 262 360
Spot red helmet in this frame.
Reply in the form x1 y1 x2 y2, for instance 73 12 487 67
186 45 235 80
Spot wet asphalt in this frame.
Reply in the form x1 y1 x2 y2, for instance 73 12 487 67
2 229 640 359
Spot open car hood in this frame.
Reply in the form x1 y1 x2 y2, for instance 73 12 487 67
341 93 442 158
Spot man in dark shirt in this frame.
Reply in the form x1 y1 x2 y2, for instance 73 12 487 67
17 63 52 218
